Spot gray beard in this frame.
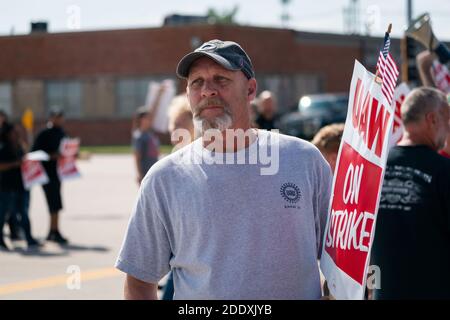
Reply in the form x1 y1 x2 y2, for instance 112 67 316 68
193 112 233 134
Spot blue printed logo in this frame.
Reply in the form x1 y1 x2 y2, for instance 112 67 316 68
280 182 301 204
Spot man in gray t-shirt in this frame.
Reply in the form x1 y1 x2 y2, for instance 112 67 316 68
115 39 332 300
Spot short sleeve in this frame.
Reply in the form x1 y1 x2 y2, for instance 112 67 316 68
314 152 333 259
115 174 172 283
131 131 144 153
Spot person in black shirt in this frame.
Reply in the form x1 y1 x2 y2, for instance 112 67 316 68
32 108 68 244
371 87 450 299
0 122 40 250
0 110 23 241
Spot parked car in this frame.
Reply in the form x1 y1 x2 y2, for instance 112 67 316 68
278 93 349 140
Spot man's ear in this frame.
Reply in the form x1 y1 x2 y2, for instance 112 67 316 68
425 111 438 127
247 78 257 101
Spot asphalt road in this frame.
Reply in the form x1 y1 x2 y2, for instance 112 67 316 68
0 154 159 300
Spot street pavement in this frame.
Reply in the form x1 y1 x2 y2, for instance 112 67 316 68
0 154 163 300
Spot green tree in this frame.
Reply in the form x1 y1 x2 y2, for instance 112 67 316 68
207 5 239 24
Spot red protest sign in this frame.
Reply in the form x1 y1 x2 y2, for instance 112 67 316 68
320 60 394 299
57 156 80 181
21 159 49 190
58 138 81 181
389 83 410 149
431 60 450 94
325 142 382 284
60 138 80 157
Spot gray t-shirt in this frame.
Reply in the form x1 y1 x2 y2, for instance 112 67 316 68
116 129 332 299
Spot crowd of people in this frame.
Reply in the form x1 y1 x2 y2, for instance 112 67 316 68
0 108 69 250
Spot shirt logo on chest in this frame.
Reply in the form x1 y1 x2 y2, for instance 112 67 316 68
280 182 301 205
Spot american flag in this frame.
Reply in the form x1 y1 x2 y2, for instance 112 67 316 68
376 32 399 104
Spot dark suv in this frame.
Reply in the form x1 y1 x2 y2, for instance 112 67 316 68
278 93 349 140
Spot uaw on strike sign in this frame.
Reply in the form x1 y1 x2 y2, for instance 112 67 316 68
320 60 394 300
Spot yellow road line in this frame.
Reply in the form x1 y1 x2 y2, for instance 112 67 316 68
0 267 122 296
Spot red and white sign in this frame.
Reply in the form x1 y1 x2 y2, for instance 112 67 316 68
58 138 81 181
431 60 450 94
320 60 394 299
57 156 80 181
21 158 49 190
60 138 80 157
388 83 410 149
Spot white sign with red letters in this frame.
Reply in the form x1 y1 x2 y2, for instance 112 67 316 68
388 83 410 149
58 138 81 181
320 60 394 300
431 60 450 94
21 151 49 190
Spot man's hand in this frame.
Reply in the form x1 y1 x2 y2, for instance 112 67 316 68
124 274 158 300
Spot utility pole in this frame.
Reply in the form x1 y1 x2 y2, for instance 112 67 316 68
402 0 419 84
343 0 360 35
407 0 413 25
280 0 291 28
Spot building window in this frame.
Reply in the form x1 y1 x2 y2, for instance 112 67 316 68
116 76 173 117
46 80 82 118
0 82 12 117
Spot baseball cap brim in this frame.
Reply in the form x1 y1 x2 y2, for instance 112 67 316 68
176 51 241 79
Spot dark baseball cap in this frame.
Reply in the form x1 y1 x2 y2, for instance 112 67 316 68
176 39 255 79
48 106 64 117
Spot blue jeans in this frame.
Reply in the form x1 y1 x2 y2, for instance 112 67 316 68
162 272 174 300
0 191 33 242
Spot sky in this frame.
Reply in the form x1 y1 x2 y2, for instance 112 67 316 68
0 0 449 40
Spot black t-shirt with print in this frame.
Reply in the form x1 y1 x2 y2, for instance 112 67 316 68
0 143 25 192
255 114 280 131
371 145 450 299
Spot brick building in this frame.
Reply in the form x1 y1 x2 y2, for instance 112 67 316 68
0 24 403 145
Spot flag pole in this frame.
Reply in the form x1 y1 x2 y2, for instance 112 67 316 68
375 23 393 84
